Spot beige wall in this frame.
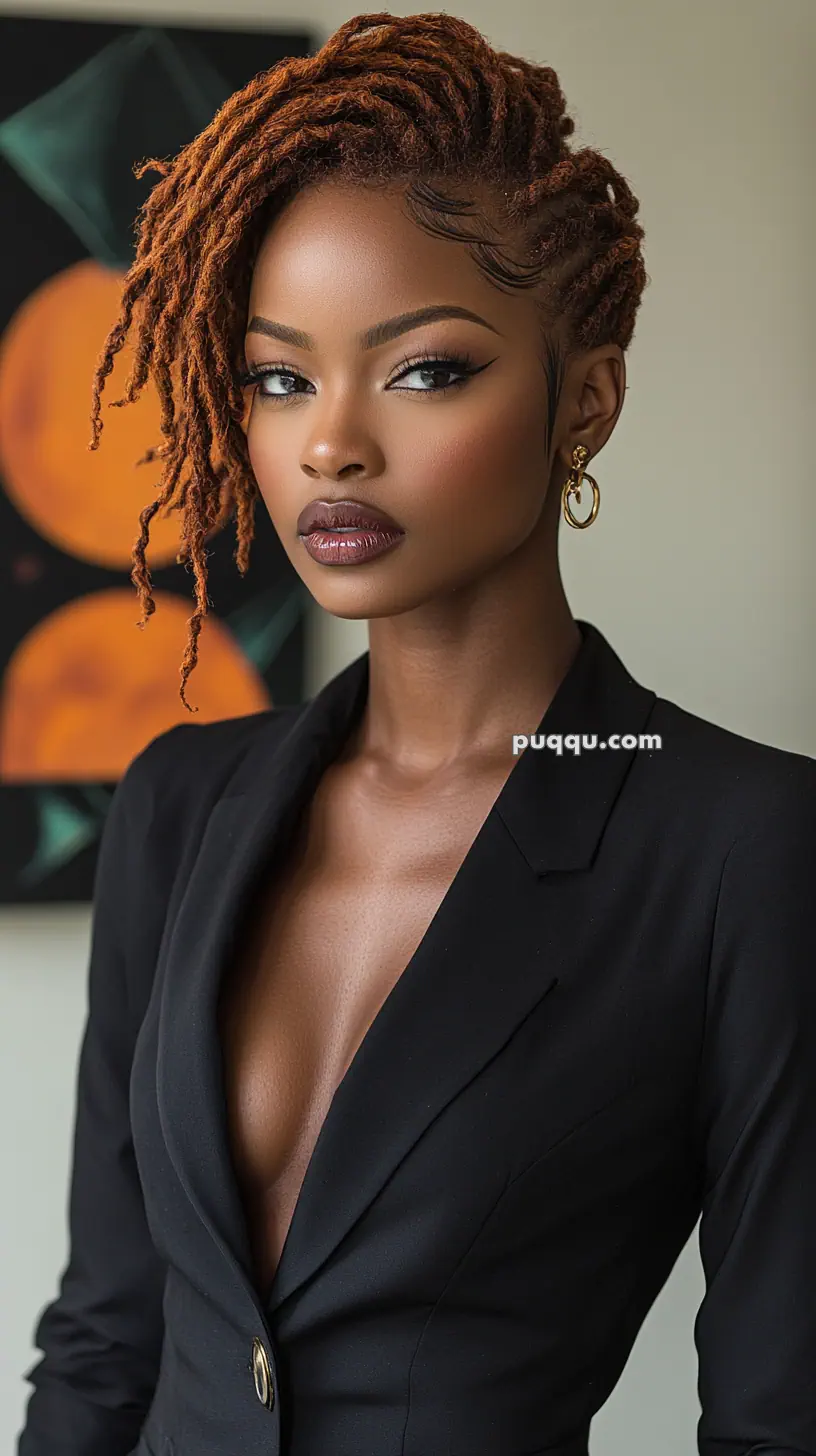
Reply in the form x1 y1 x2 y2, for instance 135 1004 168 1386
2 2 814 1452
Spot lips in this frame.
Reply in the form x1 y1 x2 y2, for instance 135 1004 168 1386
297 498 403 535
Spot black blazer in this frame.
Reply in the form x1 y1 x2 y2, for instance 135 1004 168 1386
18 620 816 1456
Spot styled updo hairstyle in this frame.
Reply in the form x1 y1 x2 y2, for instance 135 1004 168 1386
88 10 647 711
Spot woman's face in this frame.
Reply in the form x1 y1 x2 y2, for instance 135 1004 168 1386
241 179 590 620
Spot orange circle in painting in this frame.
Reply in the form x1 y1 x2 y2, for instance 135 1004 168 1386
0 587 271 781
0 259 205 571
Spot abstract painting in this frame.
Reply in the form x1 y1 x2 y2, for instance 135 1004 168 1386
0 13 314 902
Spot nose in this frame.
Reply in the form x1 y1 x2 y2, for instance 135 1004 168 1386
300 435 384 482
300 449 366 481
295 376 388 479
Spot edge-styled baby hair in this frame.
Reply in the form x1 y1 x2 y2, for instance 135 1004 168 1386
87 9 647 712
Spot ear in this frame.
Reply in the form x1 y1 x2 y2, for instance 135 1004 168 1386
555 345 626 473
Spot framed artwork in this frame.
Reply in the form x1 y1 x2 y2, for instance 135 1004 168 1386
0 12 314 903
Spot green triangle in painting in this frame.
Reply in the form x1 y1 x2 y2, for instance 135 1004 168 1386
17 790 105 891
0 26 232 268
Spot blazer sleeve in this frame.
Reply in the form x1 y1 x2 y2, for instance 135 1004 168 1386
693 775 816 1456
17 725 190 1456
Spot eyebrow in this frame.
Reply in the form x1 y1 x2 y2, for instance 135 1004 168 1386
245 304 502 352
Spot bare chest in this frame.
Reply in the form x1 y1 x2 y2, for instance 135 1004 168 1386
217 763 504 1294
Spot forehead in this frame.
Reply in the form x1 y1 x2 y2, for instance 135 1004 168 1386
246 178 520 323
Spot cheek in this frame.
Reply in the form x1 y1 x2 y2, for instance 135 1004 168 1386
245 426 293 530
409 394 548 541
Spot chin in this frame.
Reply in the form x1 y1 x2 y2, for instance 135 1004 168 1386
317 600 373 622
306 577 439 621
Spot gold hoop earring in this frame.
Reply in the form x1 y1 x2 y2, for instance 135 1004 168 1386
561 443 600 529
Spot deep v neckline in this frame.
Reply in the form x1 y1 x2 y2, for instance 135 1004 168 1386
232 678 531 1306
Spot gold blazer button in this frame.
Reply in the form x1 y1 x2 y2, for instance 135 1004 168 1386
251 1336 275 1409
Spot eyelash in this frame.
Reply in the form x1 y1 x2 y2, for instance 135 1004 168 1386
235 348 481 402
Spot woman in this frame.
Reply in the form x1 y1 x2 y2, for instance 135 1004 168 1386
18 12 816 1456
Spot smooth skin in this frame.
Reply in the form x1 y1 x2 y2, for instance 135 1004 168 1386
223 177 629 1284
240 177 625 788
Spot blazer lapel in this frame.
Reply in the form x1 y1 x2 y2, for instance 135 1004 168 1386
155 619 657 1323
154 654 369 1319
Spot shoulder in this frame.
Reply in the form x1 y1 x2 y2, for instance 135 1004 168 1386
99 707 302 1014
122 703 300 797
639 690 816 849
111 703 301 854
